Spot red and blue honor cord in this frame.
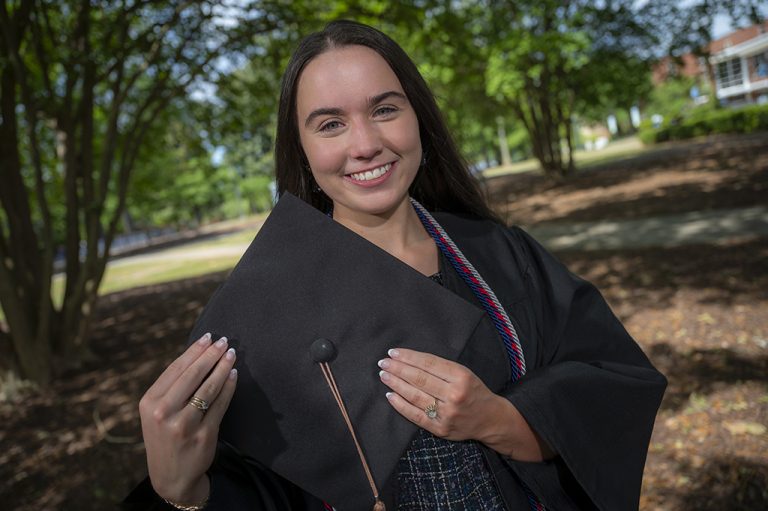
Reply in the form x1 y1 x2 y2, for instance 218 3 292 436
412 199 545 511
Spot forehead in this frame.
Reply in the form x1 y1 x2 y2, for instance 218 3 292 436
296 45 405 112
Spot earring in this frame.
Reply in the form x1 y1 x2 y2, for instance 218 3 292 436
420 150 428 167
302 161 322 193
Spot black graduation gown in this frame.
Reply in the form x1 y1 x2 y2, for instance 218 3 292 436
123 204 666 511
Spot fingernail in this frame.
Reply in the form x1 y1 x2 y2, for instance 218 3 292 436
215 336 228 348
386 392 394 400
388 348 400 358
225 348 236 360
379 370 390 381
377 359 390 369
229 368 238 380
197 333 212 345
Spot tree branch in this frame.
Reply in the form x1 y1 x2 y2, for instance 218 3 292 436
0 0 55 256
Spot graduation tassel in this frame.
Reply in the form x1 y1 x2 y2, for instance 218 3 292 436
311 338 385 511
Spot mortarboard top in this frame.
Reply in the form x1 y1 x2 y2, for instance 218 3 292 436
188 193 507 510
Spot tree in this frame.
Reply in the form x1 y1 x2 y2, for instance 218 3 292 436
0 0 280 384
483 0 657 177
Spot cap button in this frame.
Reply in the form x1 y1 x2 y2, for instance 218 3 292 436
310 338 337 363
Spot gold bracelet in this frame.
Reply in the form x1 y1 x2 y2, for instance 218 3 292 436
161 495 208 511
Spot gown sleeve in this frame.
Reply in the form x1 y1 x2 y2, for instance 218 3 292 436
121 440 323 510
499 226 667 511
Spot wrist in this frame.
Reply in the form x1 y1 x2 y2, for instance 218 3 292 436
480 396 556 461
478 395 520 454
159 474 210 510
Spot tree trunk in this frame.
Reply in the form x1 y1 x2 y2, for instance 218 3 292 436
703 55 720 107
0 264 53 383
496 117 511 166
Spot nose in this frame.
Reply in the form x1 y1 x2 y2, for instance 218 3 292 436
348 120 383 160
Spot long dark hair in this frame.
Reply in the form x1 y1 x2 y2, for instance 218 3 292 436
275 20 497 220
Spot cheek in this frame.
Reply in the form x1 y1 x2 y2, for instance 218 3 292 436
302 138 343 177
396 115 422 155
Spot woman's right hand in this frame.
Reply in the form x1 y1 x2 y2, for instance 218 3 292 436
139 333 238 505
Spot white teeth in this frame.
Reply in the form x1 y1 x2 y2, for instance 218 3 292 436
350 163 392 181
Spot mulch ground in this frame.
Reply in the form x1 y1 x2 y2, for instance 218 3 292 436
1 133 767 510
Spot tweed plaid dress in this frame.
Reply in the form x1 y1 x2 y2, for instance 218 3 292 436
394 271 506 510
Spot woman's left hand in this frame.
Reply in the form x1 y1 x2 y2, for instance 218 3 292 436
378 347 507 443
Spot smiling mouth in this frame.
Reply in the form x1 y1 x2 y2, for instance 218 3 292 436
347 162 392 182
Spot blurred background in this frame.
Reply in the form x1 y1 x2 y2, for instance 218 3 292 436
0 1 766 509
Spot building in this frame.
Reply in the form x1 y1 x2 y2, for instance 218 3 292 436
654 21 768 106
710 21 768 105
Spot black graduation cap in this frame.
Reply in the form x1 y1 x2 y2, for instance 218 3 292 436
188 193 505 510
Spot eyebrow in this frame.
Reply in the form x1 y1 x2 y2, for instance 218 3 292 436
303 90 408 128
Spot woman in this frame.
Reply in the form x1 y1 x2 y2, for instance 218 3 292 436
127 20 666 511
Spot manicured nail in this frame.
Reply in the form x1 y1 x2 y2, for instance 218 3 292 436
379 370 390 381
225 348 236 361
377 359 390 369
229 368 238 380
388 348 400 358
386 392 394 400
197 333 212 345
215 336 228 348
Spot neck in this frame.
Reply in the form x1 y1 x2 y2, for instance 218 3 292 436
332 197 438 275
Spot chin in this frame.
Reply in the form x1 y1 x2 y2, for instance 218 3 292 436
335 192 411 218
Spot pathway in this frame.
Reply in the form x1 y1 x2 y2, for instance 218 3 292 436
525 206 768 251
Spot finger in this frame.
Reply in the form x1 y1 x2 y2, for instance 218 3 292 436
146 333 213 399
385 391 440 434
379 369 437 412
202 366 238 428
378 357 450 400
165 337 230 411
387 348 459 382
183 347 237 421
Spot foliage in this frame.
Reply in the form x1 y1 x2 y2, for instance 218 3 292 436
643 104 768 143
127 102 220 229
644 76 704 121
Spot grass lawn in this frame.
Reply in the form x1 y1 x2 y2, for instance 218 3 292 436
48 225 262 305
482 136 646 178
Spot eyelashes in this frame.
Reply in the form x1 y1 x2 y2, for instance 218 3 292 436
318 120 343 132
316 106 400 134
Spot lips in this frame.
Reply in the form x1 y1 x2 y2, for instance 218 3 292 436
347 162 392 182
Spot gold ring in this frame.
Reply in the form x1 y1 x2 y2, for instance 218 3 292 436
188 395 210 414
424 399 438 420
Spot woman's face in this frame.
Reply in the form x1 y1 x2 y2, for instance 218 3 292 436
296 45 422 219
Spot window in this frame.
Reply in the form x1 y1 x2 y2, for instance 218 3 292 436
717 58 743 88
753 52 768 78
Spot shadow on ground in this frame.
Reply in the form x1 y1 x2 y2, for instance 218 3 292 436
650 343 768 411
557 238 768 311
679 457 768 511
0 272 227 511
486 132 768 226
